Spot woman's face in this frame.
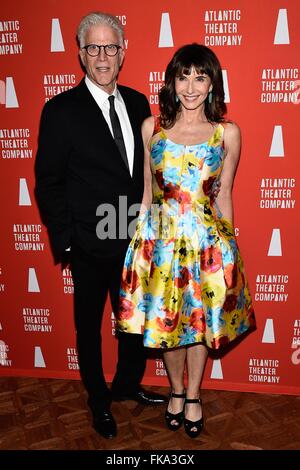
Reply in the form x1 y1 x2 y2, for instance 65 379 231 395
175 67 212 110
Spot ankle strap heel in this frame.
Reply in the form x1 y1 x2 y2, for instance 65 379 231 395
185 398 201 404
165 391 186 431
170 391 186 399
184 398 203 438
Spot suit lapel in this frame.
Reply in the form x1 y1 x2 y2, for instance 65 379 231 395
75 79 109 131
118 87 142 181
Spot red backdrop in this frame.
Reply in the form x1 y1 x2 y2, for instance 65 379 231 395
1 0 299 395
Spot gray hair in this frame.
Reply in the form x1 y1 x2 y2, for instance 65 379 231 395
77 12 124 48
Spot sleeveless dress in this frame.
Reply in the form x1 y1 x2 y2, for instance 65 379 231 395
116 119 255 349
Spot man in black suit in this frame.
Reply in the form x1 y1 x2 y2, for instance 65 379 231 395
35 12 165 439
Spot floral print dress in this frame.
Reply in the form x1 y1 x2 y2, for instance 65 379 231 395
116 119 255 349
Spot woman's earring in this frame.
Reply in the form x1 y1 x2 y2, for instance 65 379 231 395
208 91 213 104
175 95 179 103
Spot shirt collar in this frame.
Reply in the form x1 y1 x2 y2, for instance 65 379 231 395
85 75 119 106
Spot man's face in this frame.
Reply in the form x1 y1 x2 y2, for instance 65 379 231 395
79 24 124 94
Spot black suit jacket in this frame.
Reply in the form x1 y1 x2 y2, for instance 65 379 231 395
35 79 151 263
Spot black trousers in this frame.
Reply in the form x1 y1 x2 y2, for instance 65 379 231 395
70 243 147 414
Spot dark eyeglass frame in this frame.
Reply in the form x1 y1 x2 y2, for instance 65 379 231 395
82 44 122 57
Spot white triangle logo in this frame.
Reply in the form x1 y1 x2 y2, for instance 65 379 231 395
28 268 40 292
274 9 290 44
268 229 282 256
262 318 275 343
158 13 174 48
19 178 32 206
5 77 19 108
269 125 284 157
222 70 230 103
210 359 223 379
34 346 46 368
51 18 65 52
111 311 115 319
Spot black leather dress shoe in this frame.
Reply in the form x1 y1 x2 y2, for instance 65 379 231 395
92 409 117 439
112 387 167 405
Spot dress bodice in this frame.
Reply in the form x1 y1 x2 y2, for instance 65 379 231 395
144 122 227 241
150 123 225 206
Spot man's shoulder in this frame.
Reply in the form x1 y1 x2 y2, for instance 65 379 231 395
118 84 147 101
43 81 83 110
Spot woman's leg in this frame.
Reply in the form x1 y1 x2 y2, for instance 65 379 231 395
185 344 208 430
163 347 186 423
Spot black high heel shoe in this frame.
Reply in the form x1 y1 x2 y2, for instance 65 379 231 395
184 398 204 438
165 391 186 431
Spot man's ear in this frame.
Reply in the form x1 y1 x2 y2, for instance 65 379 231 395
119 47 125 68
79 49 86 67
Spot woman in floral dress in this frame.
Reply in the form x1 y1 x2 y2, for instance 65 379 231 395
117 44 255 437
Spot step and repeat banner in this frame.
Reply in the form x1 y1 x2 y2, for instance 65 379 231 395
1 0 299 395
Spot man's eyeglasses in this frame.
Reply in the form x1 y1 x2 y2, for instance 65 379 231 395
82 44 122 57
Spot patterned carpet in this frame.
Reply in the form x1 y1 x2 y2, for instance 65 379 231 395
0 376 299 451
